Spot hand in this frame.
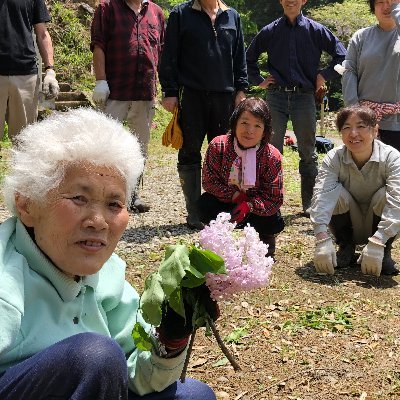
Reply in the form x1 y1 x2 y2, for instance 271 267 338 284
162 96 178 113
92 80 110 107
357 238 385 276
314 237 336 274
156 285 219 350
230 201 251 225
232 191 249 204
42 69 59 99
315 73 326 92
259 75 276 89
234 91 246 107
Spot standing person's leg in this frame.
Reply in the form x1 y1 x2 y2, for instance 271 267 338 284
178 87 207 229
290 92 318 214
378 129 400 152
125 100 156 213
206 91 234 143
0 333 129 400
128 378 216 400
266 90 290 154
198 192 233 224
0 76 9 141
7 75 40 141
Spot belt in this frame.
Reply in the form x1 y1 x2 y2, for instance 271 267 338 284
269 85 313 93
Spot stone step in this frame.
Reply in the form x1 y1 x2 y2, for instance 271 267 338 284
58 82 71 92
56 91 88 102
55 100 91 111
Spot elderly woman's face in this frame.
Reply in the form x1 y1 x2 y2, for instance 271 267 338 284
17 164 129 277
235 111 265 149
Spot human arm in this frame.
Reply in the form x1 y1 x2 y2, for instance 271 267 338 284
232 13 248 94
159 8 180 98
202 137 238 202
317 26 346 83
342 32 360 106
34 23 59 99
246 28 269 86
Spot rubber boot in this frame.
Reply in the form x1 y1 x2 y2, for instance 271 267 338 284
300 175 316 217
129 174 150 213
178 164 204 230
381 237 399 275
329 212 356 268
259 233 276 259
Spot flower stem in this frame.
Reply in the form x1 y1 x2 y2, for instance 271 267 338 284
180 329 196 383
208 317 241 371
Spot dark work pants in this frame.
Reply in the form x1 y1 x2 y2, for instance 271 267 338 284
379 129 400 152
0 333 216 400
178 86 234 166
198 192 285 235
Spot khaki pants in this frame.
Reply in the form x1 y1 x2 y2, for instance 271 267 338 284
104 99 156 158
0 75 40 141
332 186 386 244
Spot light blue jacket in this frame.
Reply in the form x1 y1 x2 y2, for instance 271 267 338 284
0 217 187 395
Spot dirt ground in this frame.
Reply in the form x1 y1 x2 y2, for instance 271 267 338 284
120 123 400 400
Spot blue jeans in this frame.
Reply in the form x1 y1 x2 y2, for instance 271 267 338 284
267 90 318 210
0 333 216 400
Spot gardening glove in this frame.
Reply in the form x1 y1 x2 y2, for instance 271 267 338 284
358 238 385 277
232 191 249 204
230 201 252 226
156 284 219 351
92 80 110 107
314 237 336 274
42 69 59 99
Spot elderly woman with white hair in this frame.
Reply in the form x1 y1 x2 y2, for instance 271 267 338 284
0 109 217 400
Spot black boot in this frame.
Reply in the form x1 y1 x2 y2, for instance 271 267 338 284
300 175 316 216
178 164 204 230
329 212 356 268
259 234 276 259
129 173 150 213
381 237 400 275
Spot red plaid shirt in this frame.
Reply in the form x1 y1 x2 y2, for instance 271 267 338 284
202 134 284 216
91 0 165 101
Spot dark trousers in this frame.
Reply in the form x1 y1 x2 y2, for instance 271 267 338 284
198 192 285 235
379 129 400 152
0 333 216 400
178 86 234 166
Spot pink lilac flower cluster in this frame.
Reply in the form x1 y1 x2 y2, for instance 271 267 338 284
199 212 273 300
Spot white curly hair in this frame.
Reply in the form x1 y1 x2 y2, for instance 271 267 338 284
3 108 144 215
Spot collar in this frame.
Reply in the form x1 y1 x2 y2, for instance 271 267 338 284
283 12 304 27
14 219 99 302
342 141 379 166
192 0 229 12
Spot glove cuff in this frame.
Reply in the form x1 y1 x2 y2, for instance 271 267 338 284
316 236 332 245
45 69 56 77
368 237 385 247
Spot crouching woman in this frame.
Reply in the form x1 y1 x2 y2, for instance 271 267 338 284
0 109 216 400
198 97 285 258
311 105 400 277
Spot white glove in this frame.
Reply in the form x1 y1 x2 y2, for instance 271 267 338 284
42 69 59 99
314 237 336 275
92 80 110 107
357 238 385 277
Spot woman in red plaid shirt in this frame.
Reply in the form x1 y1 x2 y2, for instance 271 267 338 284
198 97 285 258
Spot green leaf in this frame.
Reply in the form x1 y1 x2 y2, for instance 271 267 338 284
213 357 229 367
189 247 226 276
131 322 153 351
180 271 206 288
159 245 190 298
168 287 185 318
140 272 164 326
